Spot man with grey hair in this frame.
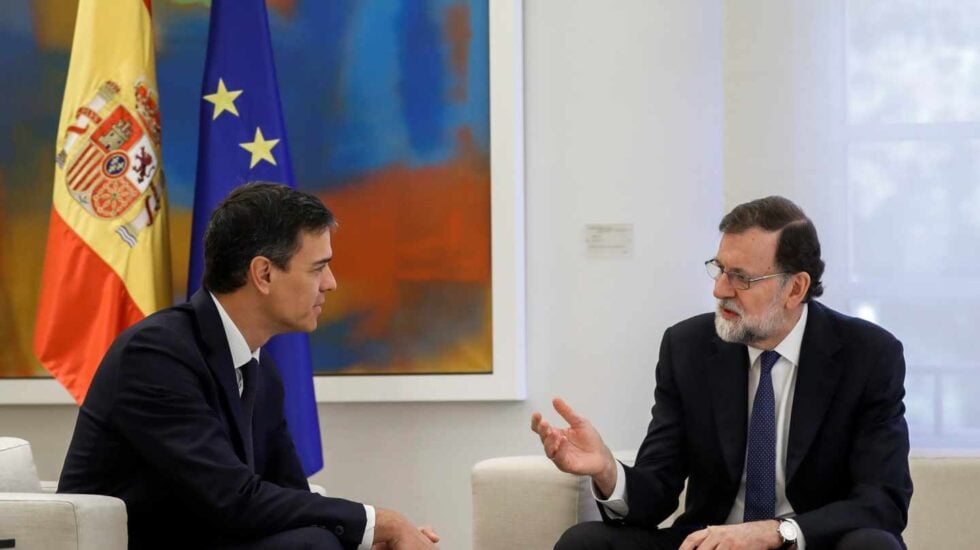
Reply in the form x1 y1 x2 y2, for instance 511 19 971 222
532 196 911 549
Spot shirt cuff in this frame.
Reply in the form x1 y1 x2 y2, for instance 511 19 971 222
357 504 375 550
785 518 805 550
591 460 629 518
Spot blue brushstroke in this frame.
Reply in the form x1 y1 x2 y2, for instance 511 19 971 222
156 10 210 208
397 0 446 160
309 312 391 372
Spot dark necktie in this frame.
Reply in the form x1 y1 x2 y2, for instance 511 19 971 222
240 358 258 468
744 349 779 522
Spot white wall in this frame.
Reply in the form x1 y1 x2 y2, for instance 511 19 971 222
0 1 723 548
723 1 849 310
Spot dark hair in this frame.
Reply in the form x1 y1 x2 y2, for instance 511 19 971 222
718 196 824 301
203 182 336 293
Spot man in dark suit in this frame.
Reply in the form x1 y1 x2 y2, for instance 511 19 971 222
532 196 911 550
59 183 439 549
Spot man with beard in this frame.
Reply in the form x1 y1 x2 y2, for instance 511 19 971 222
532 196 911 550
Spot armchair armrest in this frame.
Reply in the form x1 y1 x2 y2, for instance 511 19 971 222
0 493 127 550
472 455 583 550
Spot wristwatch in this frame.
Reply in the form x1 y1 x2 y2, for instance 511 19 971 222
777 519 799 549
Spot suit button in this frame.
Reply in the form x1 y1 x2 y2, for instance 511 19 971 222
334 525 345 536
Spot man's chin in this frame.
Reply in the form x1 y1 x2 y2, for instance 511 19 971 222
715 314 748 344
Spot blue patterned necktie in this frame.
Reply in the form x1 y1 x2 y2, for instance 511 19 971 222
744 349 779 522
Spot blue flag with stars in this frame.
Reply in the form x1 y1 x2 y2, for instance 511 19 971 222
188 0 322 475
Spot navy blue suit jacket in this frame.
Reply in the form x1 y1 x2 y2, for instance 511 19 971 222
610 301 912 549
59 290 366 549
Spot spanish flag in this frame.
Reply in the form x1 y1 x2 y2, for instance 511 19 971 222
34 0 171 403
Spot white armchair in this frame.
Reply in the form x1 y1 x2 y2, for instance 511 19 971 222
0 437 127 550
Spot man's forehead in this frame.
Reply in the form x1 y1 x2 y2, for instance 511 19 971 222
716 228 779 268
296 229 332 258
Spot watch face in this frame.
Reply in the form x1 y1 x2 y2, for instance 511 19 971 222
778 520 799 541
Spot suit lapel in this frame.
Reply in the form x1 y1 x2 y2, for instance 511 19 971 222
707 338 750 484
190 290 255 468
786 301 844 483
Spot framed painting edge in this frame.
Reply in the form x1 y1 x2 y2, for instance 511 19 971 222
312 0 527 402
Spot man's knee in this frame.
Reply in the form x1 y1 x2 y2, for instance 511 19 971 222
228 526 343 550
283 526 344 550
554 522 614 550
834 528 903 550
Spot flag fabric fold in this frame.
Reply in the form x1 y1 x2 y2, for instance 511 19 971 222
189 0 323 475
35 0 172 403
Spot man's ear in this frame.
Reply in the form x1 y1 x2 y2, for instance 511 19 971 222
786 271 811 308
249 256 274 295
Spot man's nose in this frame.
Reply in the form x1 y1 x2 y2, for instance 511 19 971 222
713 273 735 300
321 267 337 292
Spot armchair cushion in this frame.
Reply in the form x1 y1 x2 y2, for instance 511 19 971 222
0 493 127 549
0 437 41 493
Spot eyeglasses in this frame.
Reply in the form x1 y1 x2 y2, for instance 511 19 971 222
704 259 788 290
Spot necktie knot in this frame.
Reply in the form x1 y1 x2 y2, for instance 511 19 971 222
240 358 258 401
239 358 259 469
760 350 780 372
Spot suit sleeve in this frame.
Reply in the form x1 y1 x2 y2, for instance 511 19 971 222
607 327 690 528
109 325 367 549
792 338 912 547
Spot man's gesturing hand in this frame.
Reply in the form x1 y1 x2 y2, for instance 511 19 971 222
530 397 618 497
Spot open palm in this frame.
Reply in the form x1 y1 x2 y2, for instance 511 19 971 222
531 397 610 476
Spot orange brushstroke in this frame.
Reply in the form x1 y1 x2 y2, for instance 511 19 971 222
30 0 79 51
319 137 490 338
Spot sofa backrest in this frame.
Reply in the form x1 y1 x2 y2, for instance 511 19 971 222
905 457 980 549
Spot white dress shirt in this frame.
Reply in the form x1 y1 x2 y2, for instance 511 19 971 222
210 293 375 549
596 304 809 548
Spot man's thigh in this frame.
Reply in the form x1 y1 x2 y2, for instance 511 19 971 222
834 528 904 550
212 526 344 550
554 521 698 550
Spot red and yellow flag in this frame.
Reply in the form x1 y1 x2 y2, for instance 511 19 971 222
34 0 171 403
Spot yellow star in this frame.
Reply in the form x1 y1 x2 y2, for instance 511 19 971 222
203 78 243 120
239 127 280 169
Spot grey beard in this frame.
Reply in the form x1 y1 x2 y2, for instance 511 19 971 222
714 300 787 345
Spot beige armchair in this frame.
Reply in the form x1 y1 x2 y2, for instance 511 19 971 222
0 437 127 549
472 452 980 550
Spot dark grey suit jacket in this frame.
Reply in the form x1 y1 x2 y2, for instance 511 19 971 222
608 301 912 549
59 290 366 549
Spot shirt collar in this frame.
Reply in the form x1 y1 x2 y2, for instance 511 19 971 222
746 302 808 367
209 292 260 368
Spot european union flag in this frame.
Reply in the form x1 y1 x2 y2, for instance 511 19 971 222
188 0 322 475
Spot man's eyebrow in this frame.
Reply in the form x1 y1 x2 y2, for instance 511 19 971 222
312 257 332 267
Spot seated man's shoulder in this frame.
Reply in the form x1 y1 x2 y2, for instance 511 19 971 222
106 302 201 361
669 311 717 341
